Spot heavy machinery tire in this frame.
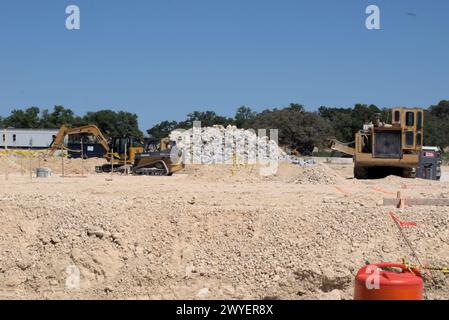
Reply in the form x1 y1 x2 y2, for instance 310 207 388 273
402 168 416 179
354 166 368 179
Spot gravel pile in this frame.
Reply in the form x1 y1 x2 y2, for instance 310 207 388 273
289 164 339 185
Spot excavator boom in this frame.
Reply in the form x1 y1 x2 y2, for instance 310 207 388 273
47 124 110 156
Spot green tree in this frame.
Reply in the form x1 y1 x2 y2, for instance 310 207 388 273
40 105 84 128
147 120 180 141
234 106 257 129
319 104 383 142
425 100 449 148
352 104 382 124
252 104 332 155
428 100 449 118
288 103 305 112
180 110 234 128
116 111 144 138
3 107 41 128
318 106 353 142
83 109 143 138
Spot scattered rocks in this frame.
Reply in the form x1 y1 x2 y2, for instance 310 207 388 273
197 287 211 298
87 229 106 239
49 279 59 286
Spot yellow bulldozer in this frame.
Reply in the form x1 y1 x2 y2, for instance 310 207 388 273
330 108 440 180
47 124 184 176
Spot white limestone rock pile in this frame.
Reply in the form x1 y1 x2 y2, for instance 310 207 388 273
170 125 287 165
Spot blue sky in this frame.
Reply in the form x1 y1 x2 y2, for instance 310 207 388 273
0 0 448 131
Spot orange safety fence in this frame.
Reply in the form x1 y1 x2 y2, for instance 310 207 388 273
335 186 352 195
372 187 397 195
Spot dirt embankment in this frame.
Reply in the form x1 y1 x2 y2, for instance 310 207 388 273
0 159 448 299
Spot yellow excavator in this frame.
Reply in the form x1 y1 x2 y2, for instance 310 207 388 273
48 124 111 156
330 108 440 180
47 124 184 175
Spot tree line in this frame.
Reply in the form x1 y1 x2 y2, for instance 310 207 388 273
0 106 143 139
148 100 449 153
1 101 449 152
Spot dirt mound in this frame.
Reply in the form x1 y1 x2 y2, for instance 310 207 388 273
43 157 105 175
185 163 284 183
184 162 336 184
0 155 105 176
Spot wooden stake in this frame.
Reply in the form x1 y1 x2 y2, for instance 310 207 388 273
383 190 449 207
124 142 128 175
21 156 24 176
3 128 7 151
5 153 9 180
397 191 405 209
28 140 33 181
384 197 449 207
3 129 7 180
110 147 114 180
29 153 32 181
61 147 65 177
81 138 84 177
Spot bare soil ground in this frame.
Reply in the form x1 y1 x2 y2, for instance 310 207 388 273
0 157 448 300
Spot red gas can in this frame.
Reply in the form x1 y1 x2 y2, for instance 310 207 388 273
354 263 423 300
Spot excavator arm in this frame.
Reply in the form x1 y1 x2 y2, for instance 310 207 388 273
47 124 110 156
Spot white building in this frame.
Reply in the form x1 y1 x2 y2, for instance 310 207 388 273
1 128 59 149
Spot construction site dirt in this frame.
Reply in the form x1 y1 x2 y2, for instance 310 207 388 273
0 157 448 300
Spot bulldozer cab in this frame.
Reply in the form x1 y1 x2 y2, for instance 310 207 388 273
391 108 424 151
